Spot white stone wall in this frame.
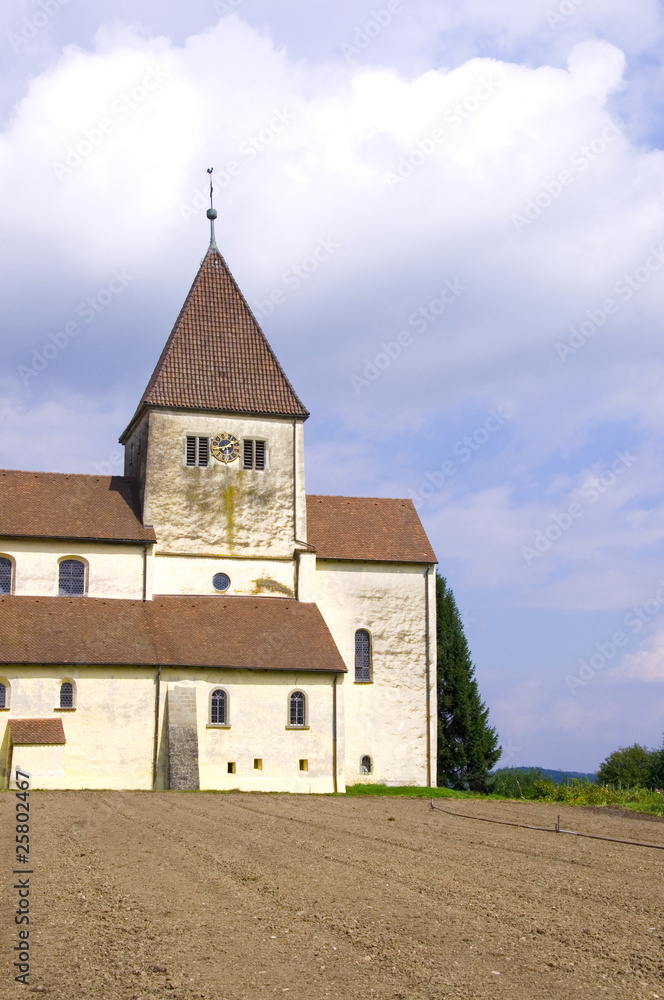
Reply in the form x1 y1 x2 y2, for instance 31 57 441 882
313 561 437 787
159 670 343 794
0 538 146 599
0 666 345 792
0 667 156 789
129 410 306 559
152 554 296 598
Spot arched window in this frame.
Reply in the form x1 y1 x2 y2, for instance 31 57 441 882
355 629 372 682
360 755 373 775
289 691 306 727
210 688 227 725
59 559 86 596
0 681 7 709
0 557 13 594
60 681 74 709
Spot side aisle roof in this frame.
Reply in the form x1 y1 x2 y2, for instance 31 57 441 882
0 595 347 672
0 471 155 543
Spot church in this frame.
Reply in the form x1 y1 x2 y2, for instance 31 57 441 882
0 211 437 793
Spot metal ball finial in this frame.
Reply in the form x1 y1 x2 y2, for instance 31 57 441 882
206 167 218 249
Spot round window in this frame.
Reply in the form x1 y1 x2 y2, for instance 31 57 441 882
213 573 231 593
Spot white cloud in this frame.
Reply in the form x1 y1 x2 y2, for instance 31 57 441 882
613 628 664 682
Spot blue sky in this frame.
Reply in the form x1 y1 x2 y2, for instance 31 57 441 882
2 0 664 772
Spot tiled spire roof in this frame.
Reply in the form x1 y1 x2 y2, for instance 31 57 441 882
122 248 308 437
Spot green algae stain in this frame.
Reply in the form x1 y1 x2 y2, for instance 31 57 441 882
221 477 237 548
252 578 294 597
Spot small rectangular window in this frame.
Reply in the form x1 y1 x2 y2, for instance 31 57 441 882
227 761 236 774
299 759 308 772
186 436 209 467
253 758 263 771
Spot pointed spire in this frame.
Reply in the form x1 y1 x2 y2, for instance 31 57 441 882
206 167 218 250
120 244 309 442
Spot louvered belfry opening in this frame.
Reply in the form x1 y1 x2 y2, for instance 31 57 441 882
186 436 208 467
243 439 266 470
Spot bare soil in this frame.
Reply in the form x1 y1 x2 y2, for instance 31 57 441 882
2 792 664 999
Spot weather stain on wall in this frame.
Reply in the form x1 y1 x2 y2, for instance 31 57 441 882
252 577 294 597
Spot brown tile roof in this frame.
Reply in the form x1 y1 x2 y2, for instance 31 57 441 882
0 471 155 543
9 718 66 745
306 495 437 563
121 249 308 439
0 596 346 673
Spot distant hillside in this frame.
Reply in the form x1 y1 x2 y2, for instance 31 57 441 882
492 766 597 784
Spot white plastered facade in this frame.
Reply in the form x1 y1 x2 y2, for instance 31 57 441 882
0 249 436 794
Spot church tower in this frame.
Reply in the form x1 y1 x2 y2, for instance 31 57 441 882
120 230 311 600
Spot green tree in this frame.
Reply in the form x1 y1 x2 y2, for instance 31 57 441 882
597 744 652 787
436 574 501 790
649 736 664 788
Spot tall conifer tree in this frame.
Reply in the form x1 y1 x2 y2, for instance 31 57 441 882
436 574 501 789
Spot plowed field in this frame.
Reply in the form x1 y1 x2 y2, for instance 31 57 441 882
2 792 664 999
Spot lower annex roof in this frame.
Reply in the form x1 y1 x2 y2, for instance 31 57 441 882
0 595 346 673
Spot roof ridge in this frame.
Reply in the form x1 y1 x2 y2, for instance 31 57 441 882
307 494 414 502
0 469 130 482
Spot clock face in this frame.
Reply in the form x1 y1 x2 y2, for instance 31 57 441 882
211 432 240 464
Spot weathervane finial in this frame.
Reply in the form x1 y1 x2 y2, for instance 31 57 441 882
206 167 218 250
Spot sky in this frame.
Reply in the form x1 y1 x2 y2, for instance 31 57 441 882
2 0 664 773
